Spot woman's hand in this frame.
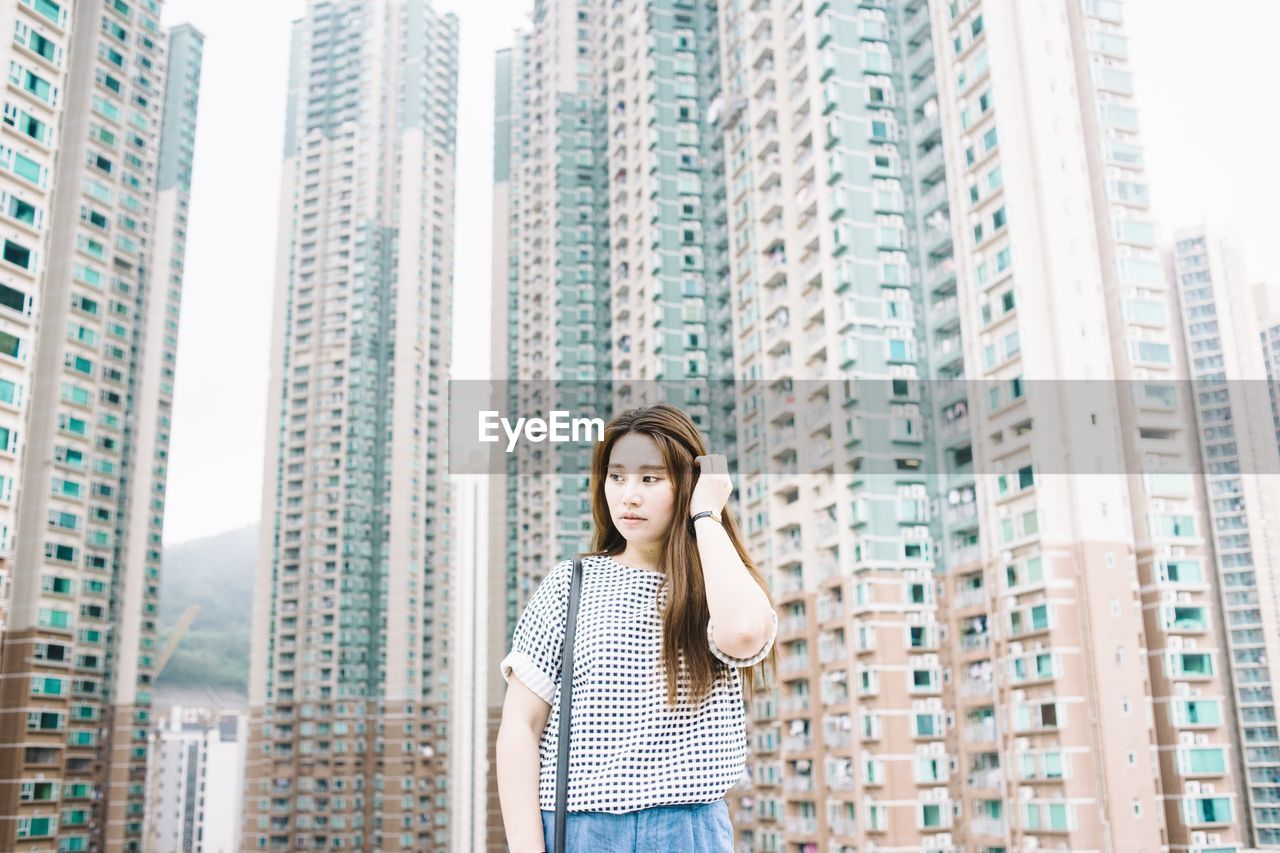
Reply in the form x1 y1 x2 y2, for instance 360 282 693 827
690 454 733 518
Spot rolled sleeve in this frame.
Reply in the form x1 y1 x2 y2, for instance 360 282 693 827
499 559 572 705
708 607 778 668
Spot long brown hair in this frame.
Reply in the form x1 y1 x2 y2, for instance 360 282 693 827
583 404 777 708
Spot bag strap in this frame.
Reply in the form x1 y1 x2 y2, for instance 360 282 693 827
553 557 584 853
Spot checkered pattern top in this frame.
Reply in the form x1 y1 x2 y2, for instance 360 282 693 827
500 553 777 813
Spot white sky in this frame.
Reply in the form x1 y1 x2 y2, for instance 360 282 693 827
158 0 1280 546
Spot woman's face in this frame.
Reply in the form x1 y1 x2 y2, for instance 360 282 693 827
605 431 677 546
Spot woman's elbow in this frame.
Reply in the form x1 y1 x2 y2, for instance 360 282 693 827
724 609 775 659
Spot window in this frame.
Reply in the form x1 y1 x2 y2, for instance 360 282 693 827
27 0 66 26
1174 699 1220 727
1183 796 1231 825
1179 747 1226 775
16 816 53 839
9 63 56 103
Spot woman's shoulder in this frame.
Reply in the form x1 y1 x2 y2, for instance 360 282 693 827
543 554 596 589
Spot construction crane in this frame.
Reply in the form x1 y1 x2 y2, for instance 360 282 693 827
155 605 200 676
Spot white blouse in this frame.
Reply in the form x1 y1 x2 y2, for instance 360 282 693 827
500 553 778 813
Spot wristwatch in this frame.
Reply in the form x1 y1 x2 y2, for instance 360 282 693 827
689 509 723 525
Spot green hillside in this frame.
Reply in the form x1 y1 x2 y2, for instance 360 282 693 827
156 525 258 698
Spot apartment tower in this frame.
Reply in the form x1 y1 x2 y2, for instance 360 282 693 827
0 3 202 850
243 1 458 850
491 1 1264 852
1256 282 1280 456
490 0 742 843
1170 226 1280 846
143 705 247 853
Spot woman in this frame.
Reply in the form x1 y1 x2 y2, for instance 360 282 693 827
496 404 778 852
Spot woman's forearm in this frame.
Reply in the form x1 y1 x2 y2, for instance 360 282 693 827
694 515 774 658
497 722 547 853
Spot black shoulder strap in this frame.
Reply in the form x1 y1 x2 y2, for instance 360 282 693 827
553 557 583 853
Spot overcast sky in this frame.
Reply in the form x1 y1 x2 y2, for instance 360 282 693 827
157 0 1280 546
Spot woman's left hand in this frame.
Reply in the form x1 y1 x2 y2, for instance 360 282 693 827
690 454 733 517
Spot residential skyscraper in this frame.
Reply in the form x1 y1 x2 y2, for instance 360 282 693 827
490 0 738 842
1170 226 1280 847
0 4 202 850
1256 282 1280 456
143 705 247 853
243 1 458 850
493 1 1264 852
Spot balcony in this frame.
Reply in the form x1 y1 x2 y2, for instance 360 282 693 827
780 657 810 677
824 730 851 749
905 1 932 39
918 179 949 217
780 615 808 637
814 558 840 582
970 817 1007 837
818 642 846 664
954 586 986 609
924 257 956 293
916 145 945 183
924 224 953 257
965 722 997 743
817 598 845 622
968 769 1003 790
778 537 804 556
785 816 818 834
931 334 963 368
943 501 978 527
783 775 815 793
907 38 934 75
781 692 812 712
914 111 941 145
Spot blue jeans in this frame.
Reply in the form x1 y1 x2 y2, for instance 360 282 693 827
540 800 733 852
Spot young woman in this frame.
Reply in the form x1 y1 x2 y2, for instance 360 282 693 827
496 404 778 852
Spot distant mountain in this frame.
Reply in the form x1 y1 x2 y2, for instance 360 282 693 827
155 525 258 701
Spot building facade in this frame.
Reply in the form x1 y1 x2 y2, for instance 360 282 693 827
490 0 739 839
144 705 247 853
0 4 202 851
1257 283 1280 457
243 1 458 849
1171 226 1280 847
491 1 1271 852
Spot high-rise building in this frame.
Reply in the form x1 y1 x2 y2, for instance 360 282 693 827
490 0 738 841
449 467 492 852
1256 282 1280 455
493 1 1267 852
0 3 202 850
143 705 247 853
1170 226 1280 847
243 1 458 850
